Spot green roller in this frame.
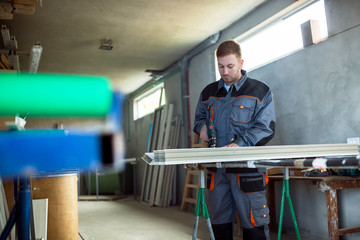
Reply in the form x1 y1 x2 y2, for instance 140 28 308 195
0 72 113 117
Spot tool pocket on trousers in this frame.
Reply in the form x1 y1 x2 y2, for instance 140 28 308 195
247 191 270 227
238 175 265 193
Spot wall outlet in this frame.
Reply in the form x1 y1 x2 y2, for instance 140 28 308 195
347 137 360 144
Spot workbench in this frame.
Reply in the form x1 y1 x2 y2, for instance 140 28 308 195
267 175 360 240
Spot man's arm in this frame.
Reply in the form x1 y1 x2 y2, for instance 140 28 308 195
193 94 209 142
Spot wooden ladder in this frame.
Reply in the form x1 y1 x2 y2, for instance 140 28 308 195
180 168 200 212
181 133 205 212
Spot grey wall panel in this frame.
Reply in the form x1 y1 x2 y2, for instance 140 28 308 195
250 26 360 145
188 50 217 136
325 0 360 36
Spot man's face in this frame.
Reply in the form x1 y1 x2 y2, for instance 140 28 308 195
217 54 244 86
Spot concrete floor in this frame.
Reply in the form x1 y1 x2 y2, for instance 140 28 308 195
78 197 300 240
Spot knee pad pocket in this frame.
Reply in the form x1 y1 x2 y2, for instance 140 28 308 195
246 191 269 227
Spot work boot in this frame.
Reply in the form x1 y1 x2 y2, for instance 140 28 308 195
211 222 233 240
243 225 269 240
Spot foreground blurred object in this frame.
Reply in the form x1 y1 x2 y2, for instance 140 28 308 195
0 72 124 240
0 72 113 117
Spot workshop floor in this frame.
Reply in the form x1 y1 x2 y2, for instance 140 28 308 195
78 197 300 240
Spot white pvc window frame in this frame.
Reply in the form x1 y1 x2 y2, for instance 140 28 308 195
133 83 166 120
215 0 328 78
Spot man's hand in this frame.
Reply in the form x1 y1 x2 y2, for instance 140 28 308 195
199 125 209 142
223 143 239 147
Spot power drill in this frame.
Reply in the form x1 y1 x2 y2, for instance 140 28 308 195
205 118 216 148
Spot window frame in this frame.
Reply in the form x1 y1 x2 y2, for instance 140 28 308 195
215 0 327 78
133 82 165 120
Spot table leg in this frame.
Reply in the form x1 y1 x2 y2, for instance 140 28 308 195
326 188 339 240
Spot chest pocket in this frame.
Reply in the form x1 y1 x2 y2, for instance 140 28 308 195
230 99 255 124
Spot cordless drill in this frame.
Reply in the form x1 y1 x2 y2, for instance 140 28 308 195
205 118 216 148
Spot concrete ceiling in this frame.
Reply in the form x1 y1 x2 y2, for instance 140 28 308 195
0 0 265 94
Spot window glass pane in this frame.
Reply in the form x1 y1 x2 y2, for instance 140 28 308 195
133 83 166 120
239 0 327 71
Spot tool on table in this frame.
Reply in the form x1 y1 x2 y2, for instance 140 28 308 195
205 118 216 148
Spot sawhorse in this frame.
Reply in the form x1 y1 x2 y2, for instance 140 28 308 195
192 169 215 240
277 168 301 240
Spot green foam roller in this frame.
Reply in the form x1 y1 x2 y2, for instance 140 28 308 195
0 72 113 117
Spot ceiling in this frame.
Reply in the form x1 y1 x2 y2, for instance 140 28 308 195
0 0 265 94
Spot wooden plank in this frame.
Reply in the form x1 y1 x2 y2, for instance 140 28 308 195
0 3 13 20
326 188 339 240
1 54 12 70
13 3 36 15
0 60 5 69
32 198 48 240
13 0 36 6
184 197 197 203
338 227 360 235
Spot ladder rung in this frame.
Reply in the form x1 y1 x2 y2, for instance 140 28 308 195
185 184 199 188
191 143 202 148
188 170 200 175
184 198 197 203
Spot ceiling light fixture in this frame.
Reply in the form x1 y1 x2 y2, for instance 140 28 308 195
29 42 43 73
99 39 113 50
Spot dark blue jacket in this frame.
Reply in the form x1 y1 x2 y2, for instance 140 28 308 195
193 70 275 148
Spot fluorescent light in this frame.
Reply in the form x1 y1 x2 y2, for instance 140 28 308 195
29 43 42 73
1 25 10 49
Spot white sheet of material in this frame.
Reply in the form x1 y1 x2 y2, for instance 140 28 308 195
143 144 359 165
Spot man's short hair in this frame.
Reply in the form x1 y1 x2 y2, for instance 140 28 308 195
216 40 242 59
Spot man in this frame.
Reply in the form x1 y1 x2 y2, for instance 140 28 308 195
193 40 276 240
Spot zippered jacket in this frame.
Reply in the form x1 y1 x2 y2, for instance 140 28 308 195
193 70 276 148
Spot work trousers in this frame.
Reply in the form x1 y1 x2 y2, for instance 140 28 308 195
206 169 270 240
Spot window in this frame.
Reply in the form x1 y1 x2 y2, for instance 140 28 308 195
215 0 328 77
240 0 328 71
133 83 166 120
